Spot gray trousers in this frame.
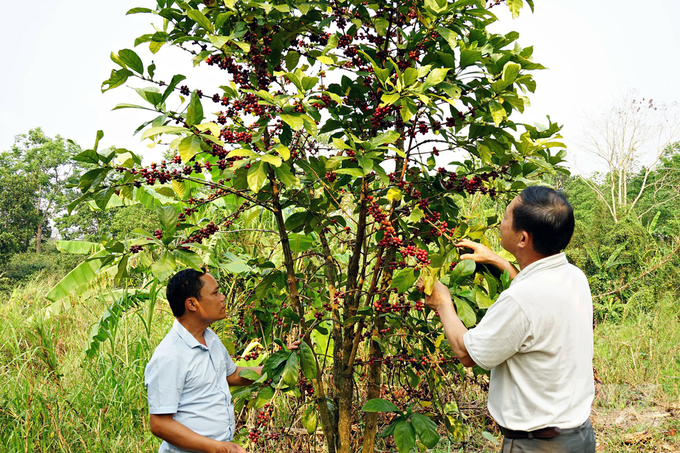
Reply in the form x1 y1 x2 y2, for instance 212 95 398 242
501 419 595 452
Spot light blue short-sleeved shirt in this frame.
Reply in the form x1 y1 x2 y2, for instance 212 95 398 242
145 319 237 453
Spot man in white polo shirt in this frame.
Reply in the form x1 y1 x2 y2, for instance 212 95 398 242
422 186 595 452
145 269 259 453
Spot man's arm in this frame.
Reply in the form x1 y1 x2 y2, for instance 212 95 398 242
423 281 476 368
149 414 246 453
456 239 519 279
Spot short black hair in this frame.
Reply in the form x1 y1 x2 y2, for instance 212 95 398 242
511 186 575 256
166 269 206 317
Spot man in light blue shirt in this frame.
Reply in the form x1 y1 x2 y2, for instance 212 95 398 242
145 269 262 453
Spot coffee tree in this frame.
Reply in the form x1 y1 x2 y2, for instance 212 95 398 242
58 0 567 450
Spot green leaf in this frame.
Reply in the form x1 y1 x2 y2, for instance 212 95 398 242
179 135 202 162
152 251 177 281
45 249 108 302
247 161 268 193
362 398 400 413
162 74 187 102
299 341 317 380
302 405 318 434
253 386 275 409
102 68 133 92
282 351 299 386
238 368 261 381
450 259 476 284
394 420 416 453
127 7 153 14
507 0 524 18
475 288 495 309
502 62 521 86
260 154 282 167
274 144 290 161
453 296 477 327
279 114 304 131
56 241 101 255
156 205 177 236
424 0 448 13
411 413 440 448
186 90 204 126
375 17 389 36
118 49 144 74
391 268 418 293
141 126 188 140
174 249 203 271
381 93 400 105
489 100 507 126
275 164 300 187
422 68 449 91
186 9 213 32
285 51 300 71
402 68 418 87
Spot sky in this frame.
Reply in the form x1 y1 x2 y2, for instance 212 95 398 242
1 0 679 175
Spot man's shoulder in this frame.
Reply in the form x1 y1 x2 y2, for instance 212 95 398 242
150 327 187 360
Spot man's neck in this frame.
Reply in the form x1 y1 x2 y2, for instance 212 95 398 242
517 251 555 270
177 316 208 346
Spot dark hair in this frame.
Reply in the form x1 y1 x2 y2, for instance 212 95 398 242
166 269 206 317
511 186 575 256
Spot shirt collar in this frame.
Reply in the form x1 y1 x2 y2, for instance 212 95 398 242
172 319 209 350
511 252 568 286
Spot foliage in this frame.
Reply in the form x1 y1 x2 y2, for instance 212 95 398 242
0 174 42 262
61 0 569 451
0 128 81 253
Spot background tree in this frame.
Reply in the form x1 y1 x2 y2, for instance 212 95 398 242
0 174 42 262
58 0 568 451
3 128 81 253
580 92 680 222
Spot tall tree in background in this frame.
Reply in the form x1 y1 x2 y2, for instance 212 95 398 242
3 128 80 252
0 174 42 262
580 92 680 222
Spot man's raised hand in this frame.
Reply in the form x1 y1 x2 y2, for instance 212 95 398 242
456 239 518 278
456 239 499 265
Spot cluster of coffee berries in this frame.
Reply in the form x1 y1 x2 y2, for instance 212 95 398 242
373 295 423 314
129 245 143 254
236 350 261 361
179 221 219 245
399 245 430 266
248 404 274 443
367 196 403 248
154 230 163 240
299 375 315 398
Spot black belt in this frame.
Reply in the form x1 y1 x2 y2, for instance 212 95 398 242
500 426 562 439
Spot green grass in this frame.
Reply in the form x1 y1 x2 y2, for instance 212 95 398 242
0 275 678 452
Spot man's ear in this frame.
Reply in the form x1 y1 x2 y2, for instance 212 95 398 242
517 230 532 250
185 297 199 313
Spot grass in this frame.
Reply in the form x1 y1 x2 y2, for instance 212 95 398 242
0 275 678 452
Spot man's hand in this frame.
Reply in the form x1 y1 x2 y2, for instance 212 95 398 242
456 239 519 279
209 440 247 453
420 281 453 311
456 239 499 265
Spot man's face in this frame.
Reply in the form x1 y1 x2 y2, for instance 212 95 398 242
500 196 522 253
195 273 226 323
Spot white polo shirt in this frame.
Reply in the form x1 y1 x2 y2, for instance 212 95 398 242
145 319 237 452
463 253 594 431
